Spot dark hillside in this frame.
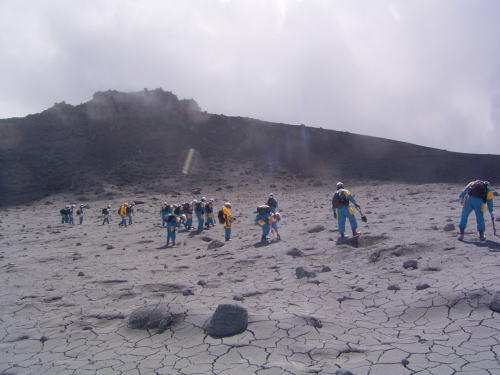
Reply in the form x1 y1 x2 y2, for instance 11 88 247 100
0 88 498 203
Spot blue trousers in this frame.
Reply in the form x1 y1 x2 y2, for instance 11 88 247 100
262 224 270 238
61 216 66 224
128 216 133 225
196 213 204 230
336 206 357 234
206 215 214 226
79 216 83 225
459 196 486 232
167 227 176 244
102 217 110 225
69 216 74 224
225 227 231 240
186 216 193 229
119 217 127 227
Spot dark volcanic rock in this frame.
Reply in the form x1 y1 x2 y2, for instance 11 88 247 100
206 304 248 338
307 225 325 233
320 265 332 273
128 304 174 333
336 370 354 375
295 267 316 279
304 316 322 328
416 283 430 290
489 291 500 313
443 223 455 231
403 260 418 270
286 248 303 257
388 284 400 291
208 240 224 250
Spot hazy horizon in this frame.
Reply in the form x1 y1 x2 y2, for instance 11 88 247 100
1 0 499 154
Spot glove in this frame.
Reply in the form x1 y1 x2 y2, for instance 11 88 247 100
491 211 495 218
334 212 337 219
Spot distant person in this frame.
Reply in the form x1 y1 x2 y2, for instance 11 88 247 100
68 204 75 225
76 204 85 225
332 182 361 238
255 205 271 242
160 202 169 227
173 204 181 216
220 202 234 241
270 212 281 240
458 180 495 241
127 202 135 225
194 198 206 231
60 206 70 224
102 205 111 225
183 202 193 230
118 203 128 227
205 199 215 228
267 193 278 213
165 212 181 247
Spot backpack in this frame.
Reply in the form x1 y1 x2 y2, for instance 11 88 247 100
468 180 488 202
102 208 108 215
267 198 277 208
257 205 271 215
218 209 226 224
174 206 181 215
182 203 191 211
166 214 176 224
126 206 132 214
332 191 349 208
194 202 203 212
60 208 66 215
76 209 82 215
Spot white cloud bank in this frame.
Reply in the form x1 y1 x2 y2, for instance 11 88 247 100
0 0 499 153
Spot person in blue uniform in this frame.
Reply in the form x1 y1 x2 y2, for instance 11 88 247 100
332 182 361 238
255 205 271 242
458 180 495 241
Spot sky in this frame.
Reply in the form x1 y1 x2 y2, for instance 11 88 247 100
1 0 499 154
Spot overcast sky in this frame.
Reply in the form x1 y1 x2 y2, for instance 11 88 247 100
1 0 499 154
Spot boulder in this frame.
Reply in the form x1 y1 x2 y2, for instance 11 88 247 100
443 223 455 231
403 260 418 270
416 283 430 290
208 240 225 250
296 267 316 279
206 304 248 338
336 370 354 375
286 248 303 257
489 291 500 313
307 225 325 233
128 304 174 334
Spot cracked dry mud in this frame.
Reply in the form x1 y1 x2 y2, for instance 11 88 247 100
0 182 499 374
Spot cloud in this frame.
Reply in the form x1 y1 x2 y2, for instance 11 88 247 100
0 0 499 154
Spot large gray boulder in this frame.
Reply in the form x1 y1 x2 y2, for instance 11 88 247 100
489 291 500 313
206 304 248 338
128 304 174 334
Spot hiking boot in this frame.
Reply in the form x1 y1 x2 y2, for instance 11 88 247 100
261 235 267 242
352 230 360 236
458 228 465 241
479 231 486 241
340 232 346 239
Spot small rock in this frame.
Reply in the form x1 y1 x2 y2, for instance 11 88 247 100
76 242 81 246
206 304 248 338
416 283 430 290
320 265 331 273
443 223 455 231
388 284 400 291
182 289 194 296
493 191 499 197
77 272 85 277
128 304 174 333
208 240 225 250
106 245 114 250
403 260 418 270
295 267 316 279
191 188 202 194
401 359 409 366
233 294 245 301
336 370 354 375
201 236 213 242
488 291 500 313
40 336 49 343
304 316 322 328
286 248 303 257
307 225 325 233
217 272 224 276
355 287 364 292
197 280 206 286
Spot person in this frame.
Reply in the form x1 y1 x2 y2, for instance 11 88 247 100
68 204 75 225
102 205 111 225
205 199 215 228
194 198 206 231
270 212 281 240
76 204 85 225
173 204 181 216
183 202 193 230
60 206 70 224
165 212 181 247
127 202 135 225
118 203 128 227
267 194 278 212
222 202 234 241
332 182 361 238
458 180 495 241
255 205 271 242
160 202 169 227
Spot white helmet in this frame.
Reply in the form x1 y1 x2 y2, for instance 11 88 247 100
336 182 344 190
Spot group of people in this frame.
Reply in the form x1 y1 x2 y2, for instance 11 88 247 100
59 204 85 225
57 179 496 245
